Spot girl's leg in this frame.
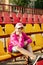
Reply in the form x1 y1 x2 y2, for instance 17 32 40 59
25 44 35 64
16 46 36 60
27 44 34 54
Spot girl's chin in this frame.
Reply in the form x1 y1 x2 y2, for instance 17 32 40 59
16 32 20 35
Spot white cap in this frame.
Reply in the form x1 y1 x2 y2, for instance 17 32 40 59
15 23 24 28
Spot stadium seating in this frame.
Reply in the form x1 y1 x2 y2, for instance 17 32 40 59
5 24 15 34
0 12 43 24
41 33 43 49
28 14 33 23
31 34 43 51
11 12 20 23
24 24 33 33
0 12 3 23
33 15 39 23
6 38 23 61
23 13 28 18
2 12 11 23
21 17 28 23
0 11 43 53
33 24 41 32
16 12 22 19
41 24 43 31
0 41 11 61
0 25 4 35
38 15 43 23
21 13 28 23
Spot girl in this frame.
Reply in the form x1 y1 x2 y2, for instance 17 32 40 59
8 23 40 65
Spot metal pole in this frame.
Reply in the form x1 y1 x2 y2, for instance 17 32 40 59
30 0 37 14
32 1 35 14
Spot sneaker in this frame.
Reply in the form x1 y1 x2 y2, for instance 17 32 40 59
28 57 33 65
25 57 33 65
32 55 41 65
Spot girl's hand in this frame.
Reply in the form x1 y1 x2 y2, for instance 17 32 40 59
24 41 27 46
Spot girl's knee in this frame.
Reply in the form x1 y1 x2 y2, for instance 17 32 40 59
16 46 21 50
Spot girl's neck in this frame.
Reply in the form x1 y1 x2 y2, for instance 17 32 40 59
16 32 20 35
16 32 22 35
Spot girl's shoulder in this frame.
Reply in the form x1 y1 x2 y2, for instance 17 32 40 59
22 32 26 35
11 31 15 34
10 31 16 37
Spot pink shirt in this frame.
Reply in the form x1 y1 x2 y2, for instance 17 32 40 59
8 32 32 52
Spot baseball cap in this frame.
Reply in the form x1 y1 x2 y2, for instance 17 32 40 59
15 23 24 29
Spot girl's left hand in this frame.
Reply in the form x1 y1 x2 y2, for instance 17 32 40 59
24 41 27 46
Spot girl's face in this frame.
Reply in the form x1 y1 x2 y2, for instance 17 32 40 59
15 27 23 34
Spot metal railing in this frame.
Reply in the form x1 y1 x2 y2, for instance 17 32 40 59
0 4 43 14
